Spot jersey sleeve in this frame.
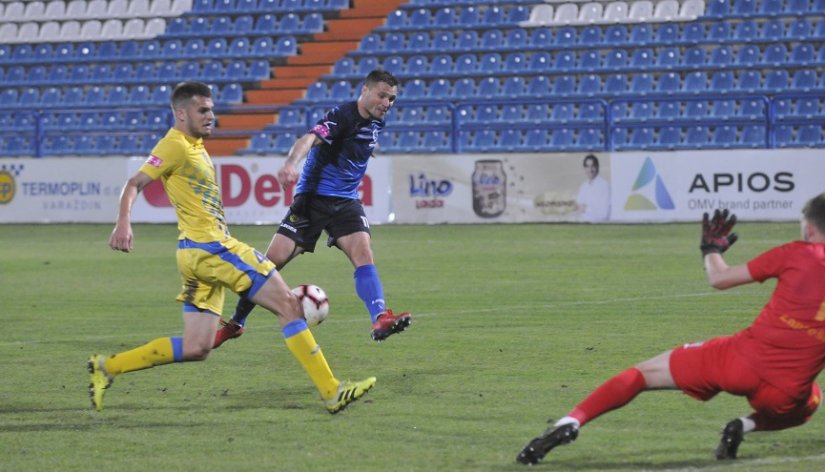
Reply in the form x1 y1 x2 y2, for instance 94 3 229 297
309 105 349 145
746 243 793 283
139 138 184 180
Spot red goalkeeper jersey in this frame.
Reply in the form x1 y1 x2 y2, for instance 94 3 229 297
735 241 825 396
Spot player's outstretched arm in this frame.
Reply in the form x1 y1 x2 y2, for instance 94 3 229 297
700 210 753 290
278 133 320 188
109 171 153 253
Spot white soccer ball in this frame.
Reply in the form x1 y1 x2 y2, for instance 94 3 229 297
291 284 330 327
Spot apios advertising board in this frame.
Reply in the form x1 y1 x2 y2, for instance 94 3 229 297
609 150 824 222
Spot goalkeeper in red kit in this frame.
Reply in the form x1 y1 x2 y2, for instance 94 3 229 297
517 193 825 465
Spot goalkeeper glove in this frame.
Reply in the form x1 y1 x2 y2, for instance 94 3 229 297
701 209 738 256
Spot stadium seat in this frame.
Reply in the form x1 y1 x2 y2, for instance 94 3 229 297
656 23 678 43
761 19 784 39
577 75 601 96
427 78 451 98
504 53 526 72
502 77 526 97
734 0 756 16
604 49 628 69
656 47 679 68
404 79 426 99
476 77 500 98
786 18 810 39
579 50 601 71
790 69 817 91
632 48 655 68
629 0 653 21
452 78 476 99
764 70 789 91
553 3 579 25
630 24 652 44
706 0 729 17
579 2 604 23
522 4 554 27
710 99 736 119
741 126 765 147
499 129 522 151
683 72 708 93
739 98 765 117
790 44 814 65
552 75 575 95
604 1 629 22
605 25 627 43
797 125 823 146
605 74 628 95
657 72 680 93
712 126 737 148
785 0 809 14
555 51 576 71
792 97 820 117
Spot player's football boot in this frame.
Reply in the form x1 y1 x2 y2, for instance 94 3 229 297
370 309 412 341
714 418 744 460
325 377 377 414
516 422 579 465
213 319 245 348
87 354 113 412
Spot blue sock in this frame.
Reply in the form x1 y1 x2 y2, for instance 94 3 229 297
230 295 256 327
354 264 386 322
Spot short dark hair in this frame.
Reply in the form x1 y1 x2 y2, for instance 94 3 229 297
583 154 599 169
364 69 399 88
802 193 825 234
171 81 212 107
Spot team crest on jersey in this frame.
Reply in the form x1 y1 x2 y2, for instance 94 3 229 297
146 155 163 167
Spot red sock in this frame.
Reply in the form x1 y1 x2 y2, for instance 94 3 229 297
569 368 647 427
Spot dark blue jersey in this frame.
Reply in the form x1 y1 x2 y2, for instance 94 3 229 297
296 101 384 199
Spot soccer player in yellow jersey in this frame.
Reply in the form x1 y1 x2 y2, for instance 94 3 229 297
88 81 375 414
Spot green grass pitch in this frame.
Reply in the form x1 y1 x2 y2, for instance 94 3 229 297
2 222 824 471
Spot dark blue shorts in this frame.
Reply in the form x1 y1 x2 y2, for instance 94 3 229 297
276 194 370 252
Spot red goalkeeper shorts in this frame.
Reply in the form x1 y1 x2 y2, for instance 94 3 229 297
670 335 821 419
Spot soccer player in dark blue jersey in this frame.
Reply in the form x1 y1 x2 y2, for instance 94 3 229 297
215 69 412 347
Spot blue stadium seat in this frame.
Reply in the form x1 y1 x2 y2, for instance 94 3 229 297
683 47 705 68
785 0 809 14
483 6 505 25
233 15 254 33
220 83 243 103
657 101 679 120
774 125 795 147
62 86 84 105
683 22 705 42
577 129 602 149
555 26 576 46
479 53 502 72
710 71 735 91
27 66 47 84
457 6 479 26
791 69 817 91
480 29 503 49
403 78 426 99
455 54 478 74
499 129 522 151
404 54 430 75
427 78 451 98
630 73 653 94
329 80 352 100
502 77 526 97
735 0 756 16
580 25 602 45
764 70 789 91
451 78 475 99
736 45 760 65
656 72 682 94
604 49 628 69
505 29 528 49
734 20 757 41
19 88 41 107
741 126 765 147
739 98 765 117
712 126 737 148
530 27 551 47
605 74 628 95
579 50 600 71
790 43 814 65
630 24 652 44
504 53 526 72
711 99 736 119
526 104 548 122
359 33 380 53
577 75 601 96
551 103 575 122
451 31 477 52
658 127 682 149
656 47 679 68
761 19 784 39
554 51 576 71
421 130 449 152
520 129 545 151
709 46 732 66
683 71 708 93
407 32 429 51
476 77 500 98
528 52 551 71
628 127 654 149
706 0 730 17
762 44 787 65
792 97 820 117
382 32 404 52
786 18 810 39
631 48 654 68
604 25 627 43
656 23 678 43
552 76 575 95
796 125 822 146
410 8 432 27
551 129 574 149
685 101 707 119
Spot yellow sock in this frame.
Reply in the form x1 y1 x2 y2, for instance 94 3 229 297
283 322 338 400
104 337 178 377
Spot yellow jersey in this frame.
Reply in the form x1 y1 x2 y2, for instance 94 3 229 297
140 128 229 242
